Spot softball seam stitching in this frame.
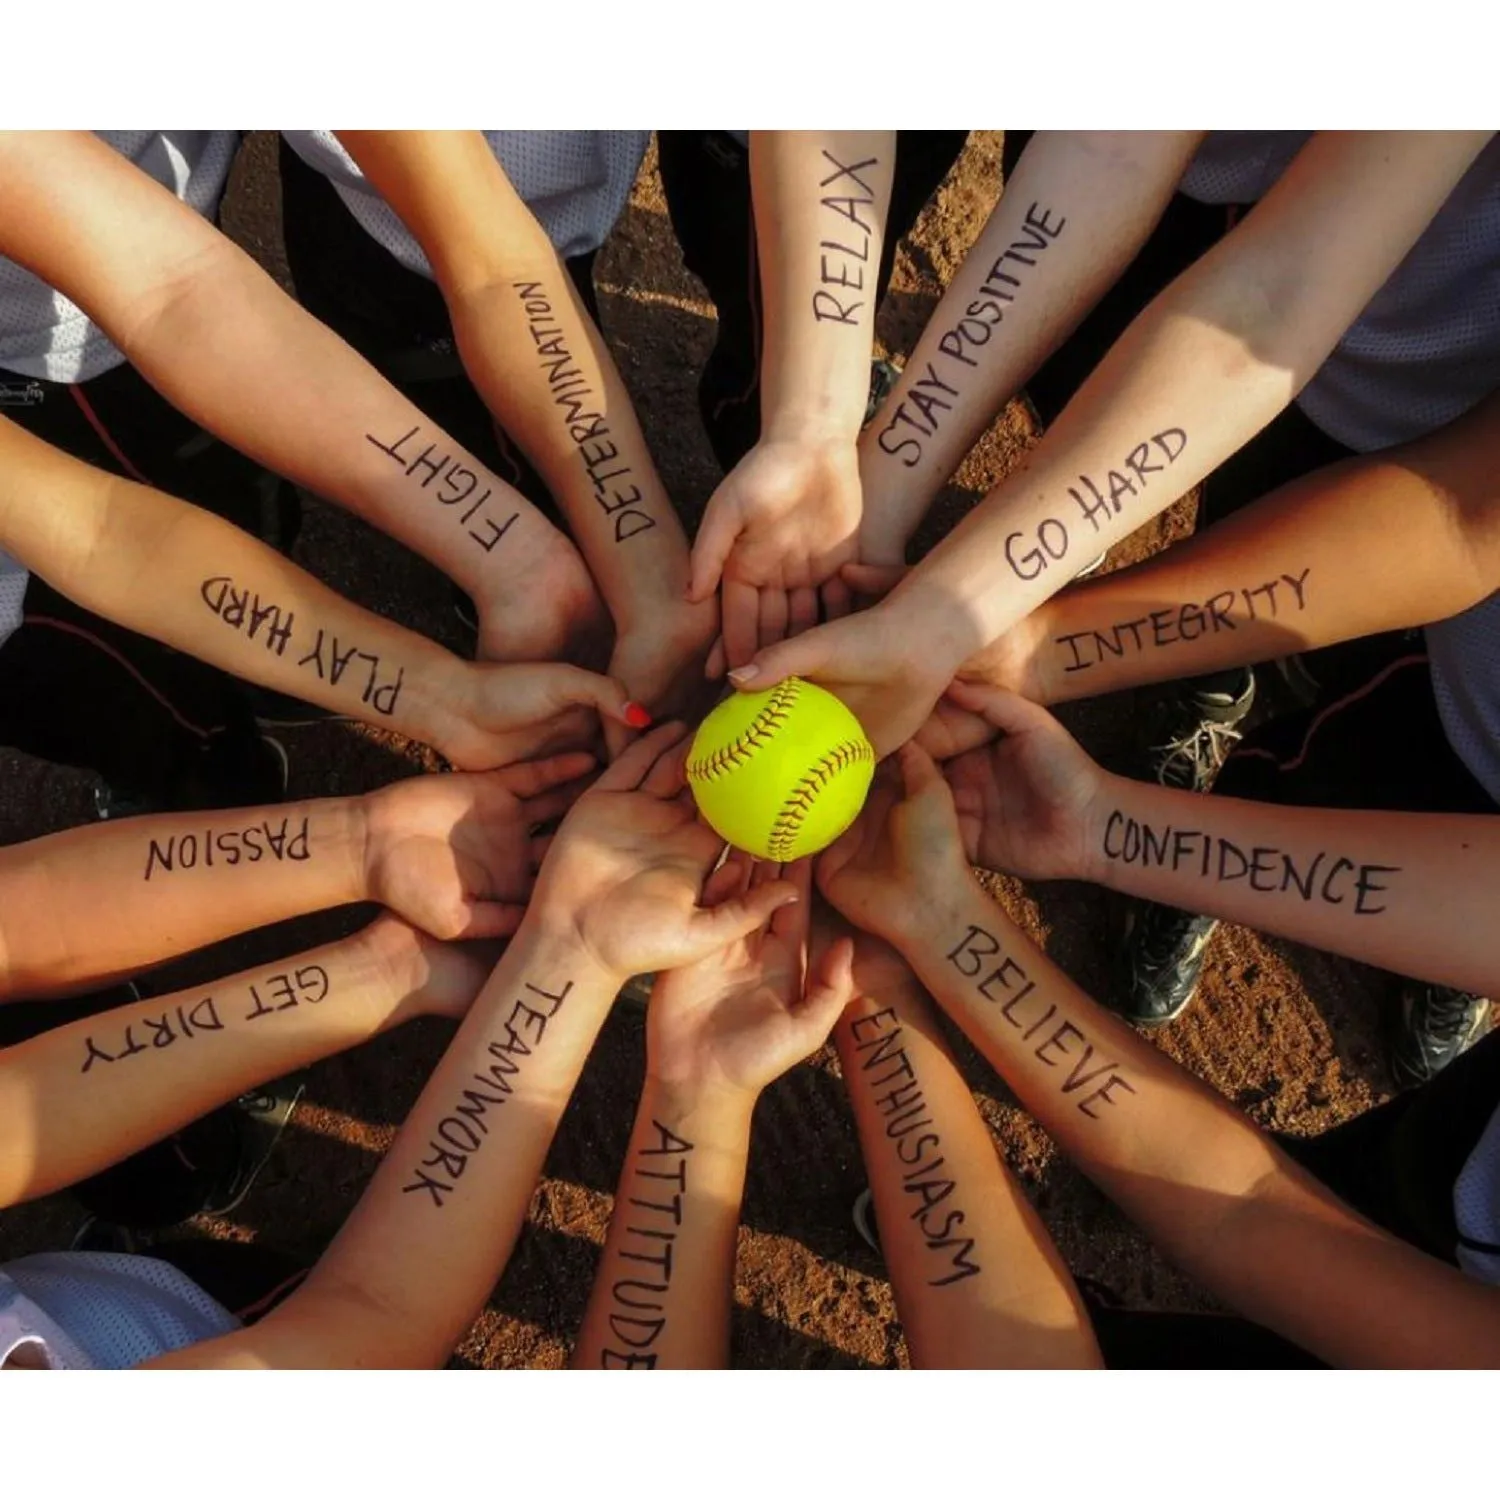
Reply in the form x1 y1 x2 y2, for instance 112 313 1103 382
766 737 875 862
685 678 804 783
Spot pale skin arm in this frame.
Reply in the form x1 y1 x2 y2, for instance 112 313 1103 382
959 388 1500 710
939 682 1500 1000
743 131 1494 754
819 745 1500 1368
829 924 1100 1369
0 417 640 770
144 725 799 1368
0 129 600 664
857 131 1204 568
0 753 592 1000
0 916 491 1209
689 132 896 669
337 131 717 739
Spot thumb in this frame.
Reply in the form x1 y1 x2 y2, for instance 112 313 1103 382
688 492 742 603
945 679 1055 738
529 663 653 731
683 879 799 960
896 739 947 803
728 625 831 691
840 560 906 599
451 900 527 941
796 934 856 1046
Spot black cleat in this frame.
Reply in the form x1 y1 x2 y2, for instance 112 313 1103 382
1117 902 1218 1027
1389 985 1491 1090
1149 667 1257 793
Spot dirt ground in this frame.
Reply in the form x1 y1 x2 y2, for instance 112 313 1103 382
0 133 1397 1367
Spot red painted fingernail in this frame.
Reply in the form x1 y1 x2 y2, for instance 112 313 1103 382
623 702 653 729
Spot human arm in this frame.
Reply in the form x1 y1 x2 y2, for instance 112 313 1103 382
856 131 1203 570
143 725 801 1368
573 859 851 1368
938 682 1500 999
0 915 492 1209
818 741 1500 1368
941 386 1500 717
0 752 590 1000
743 131 1494 754
0 129 601 664
826 918 1100 1369
0 417 639 769
336 130 717 739
687 132 895 669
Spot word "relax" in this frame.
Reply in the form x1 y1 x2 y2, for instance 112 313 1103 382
401 978 573 1208
1101 812 1401 915
877 203 1066 469
144 816 311 881
1057 568 1311 675
365 423 519 554
946 924 1136 1119
599 1119 695 1368
849 1006 981 1286
513 281 656 544
1005 427 1188 584
813 150 880 327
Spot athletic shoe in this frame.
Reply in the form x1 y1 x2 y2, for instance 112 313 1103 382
865 359 902 425
1389 985 1492 1090
1116 903 1218 1026
1149 667 1257 792
247 685 355 730
617 973 654 1009
68 1217 144 1255
201 1075 307 1217
94 732 289 820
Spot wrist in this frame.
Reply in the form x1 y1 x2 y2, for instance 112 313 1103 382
637 1073 757 1152
1083 771 1134 889
871 864 977 955
878 580 983 683
761 402 864 448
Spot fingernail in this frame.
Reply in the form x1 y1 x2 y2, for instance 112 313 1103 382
623 702 653 729
728 664 760 686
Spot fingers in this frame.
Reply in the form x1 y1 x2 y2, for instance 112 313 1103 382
641 737 689 798
787 586 819 640
528 833 555 868
451 901 527 941
945 679 1054 736
802 933 856 1025
592 721 688 793
704 635 727 681
915 701 998 762
840 560 905 599
495 750 596 799
518 663 651 731
766 858 813 944
519 781 590 829
701 846 753 908
602 717 636 765
757 585 790 653
722 579 761 672
726 621 828 691
820 574 852 621
687 495 742 604
686 878 800 959
896 739 946 802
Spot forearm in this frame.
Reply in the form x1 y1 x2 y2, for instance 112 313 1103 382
0 422 479 757
573 1077 751 1369
153 912 620 1369
0 919 430 1208
835 958 1099 1368
882 876 1500 1366
751 131 895 444
886 130 1493 670
1085 774 1500 996
859 131 1201 561
0 797 365 999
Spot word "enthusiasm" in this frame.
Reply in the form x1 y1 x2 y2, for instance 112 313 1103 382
849 1006 981 1287
599 1119 695 1368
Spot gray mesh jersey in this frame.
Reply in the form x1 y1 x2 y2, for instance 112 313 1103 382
0 131 240 384
1455 1099 1500 1285
1182 131 1500 808
281 131 652 271
0 1252 238 1369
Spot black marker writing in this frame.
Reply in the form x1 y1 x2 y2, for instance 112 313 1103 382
201 577 294 657
297 628 404 717
877 204 1066 468
400 978 574 1208
848 1007 981 1287
144 816 311 882
1100 812 1400 916
365 424 519 554
599 1118 695 1369
1057 568 1311 675
945 924 1137 1119
1005 427 1189 584
512 282 656 544
813 150 881 327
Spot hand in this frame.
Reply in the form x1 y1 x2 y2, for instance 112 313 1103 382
688 437 864 672
436 661 647 771
603 595 719 760
472 515 611 669
815 741 974 942
646 858 854 1102
529 723 802 983
362 915 502 1025
360 753 594 939
941 681 1109 882
725 598 954 758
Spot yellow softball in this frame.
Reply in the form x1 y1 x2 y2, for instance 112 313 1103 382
685 677 877 862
